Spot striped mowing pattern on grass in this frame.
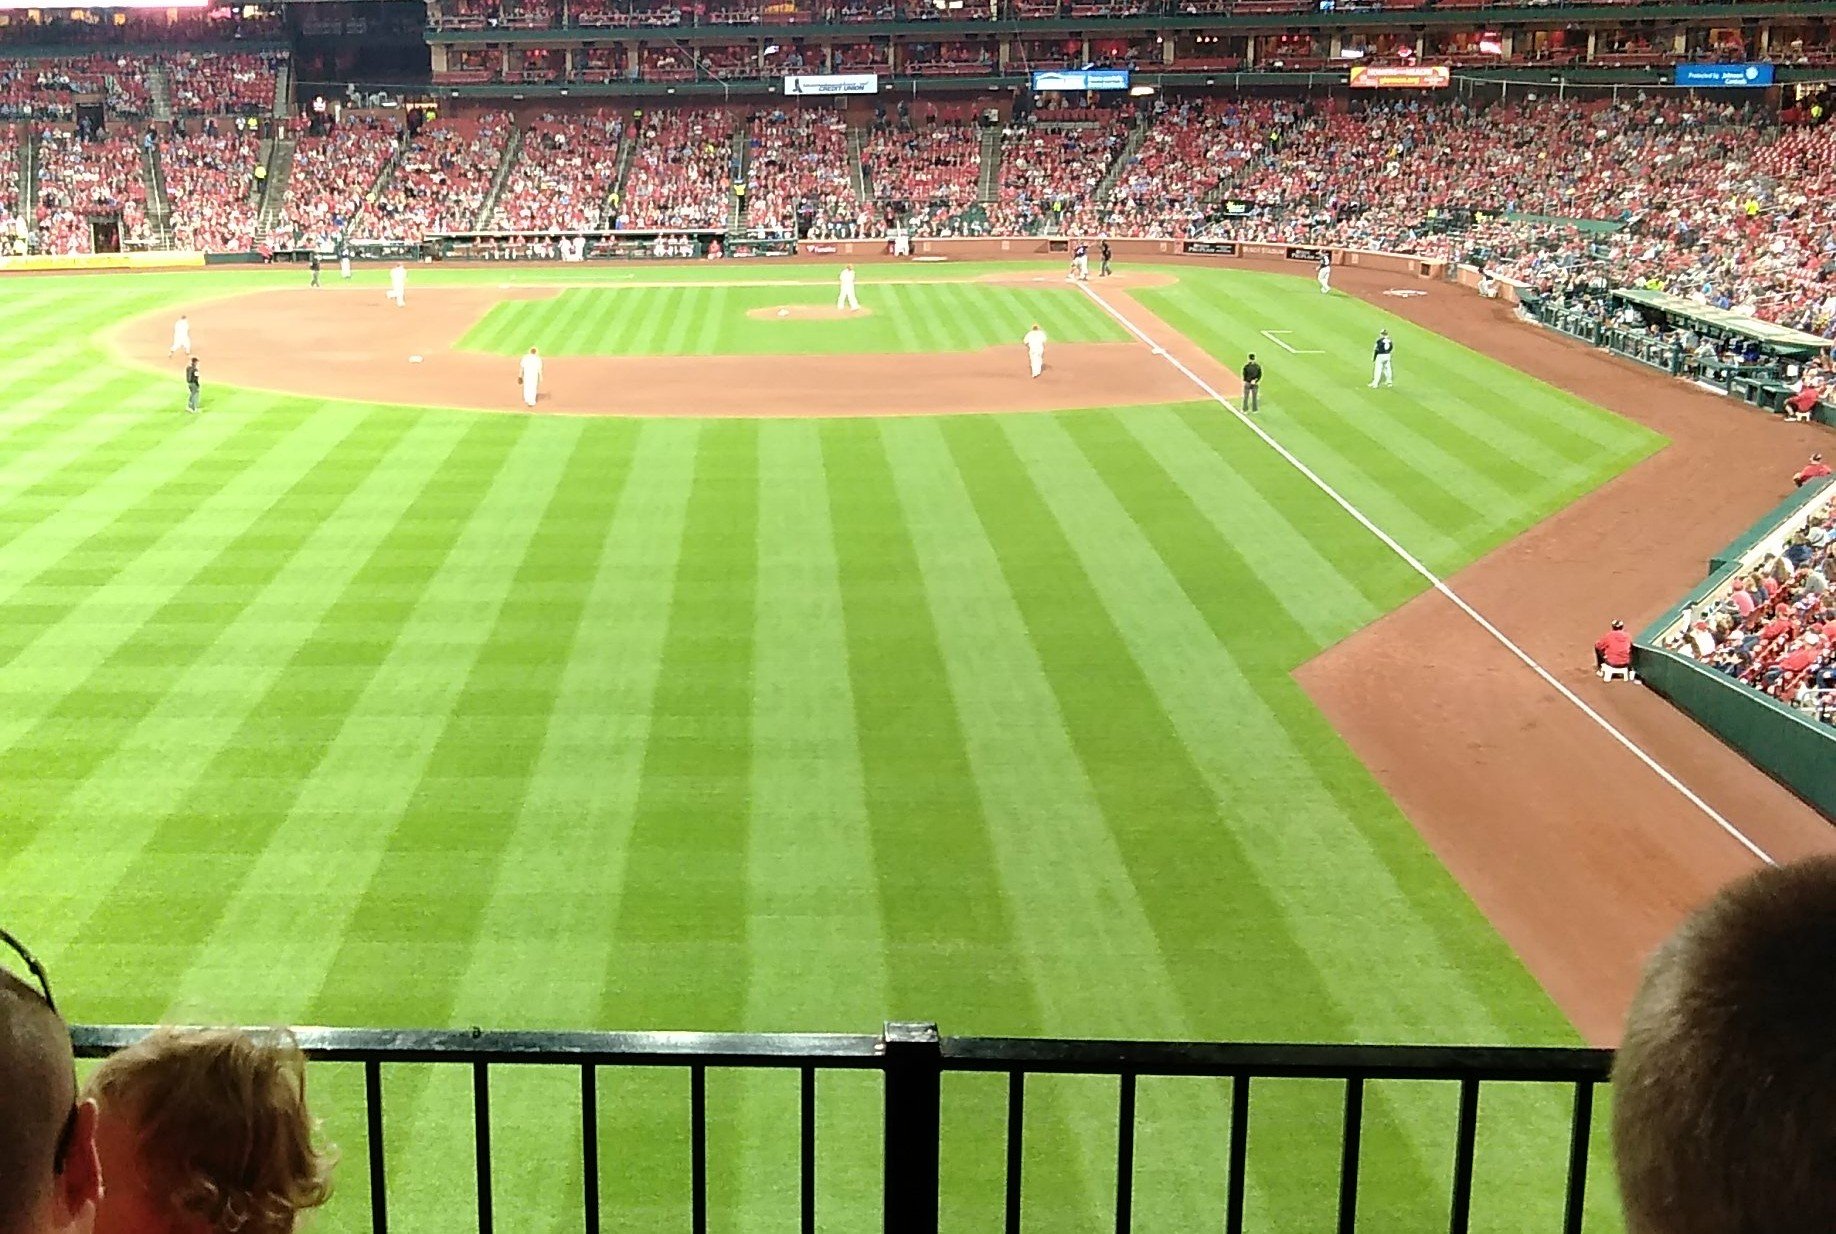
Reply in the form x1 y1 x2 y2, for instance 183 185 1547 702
3 262 1658 1232
457 282 1128 356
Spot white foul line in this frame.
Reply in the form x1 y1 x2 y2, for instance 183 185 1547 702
1259 329 1324 355
1078 282 1776 867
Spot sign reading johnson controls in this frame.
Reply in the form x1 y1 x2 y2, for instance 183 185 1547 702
1673 63 1775 88
784 73 880 96
1030 69 1131 92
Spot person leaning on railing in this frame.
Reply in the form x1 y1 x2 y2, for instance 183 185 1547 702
83 1028 335 1234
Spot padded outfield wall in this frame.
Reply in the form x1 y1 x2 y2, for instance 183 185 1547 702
1634 476 1836 820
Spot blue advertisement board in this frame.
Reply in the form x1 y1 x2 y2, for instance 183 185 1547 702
1674 63 1775 88
1031 69 1131 92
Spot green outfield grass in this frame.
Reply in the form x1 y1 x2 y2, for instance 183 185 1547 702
458 281 1128 356
1 262 1660 1233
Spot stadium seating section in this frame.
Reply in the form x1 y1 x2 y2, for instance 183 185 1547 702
0 32 1832 340
490 110 624 231
34 127 146 254
1662 491 1836 727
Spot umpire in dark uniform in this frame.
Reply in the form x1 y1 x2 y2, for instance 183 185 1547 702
309 250 321 287
1241 352 1262 413
184 358 201 414
1099 239 1112 277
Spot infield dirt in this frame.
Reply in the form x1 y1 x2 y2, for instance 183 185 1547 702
113 284 1229 418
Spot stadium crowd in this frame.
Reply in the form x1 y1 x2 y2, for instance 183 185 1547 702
743 106 870 238
365 111 513 239
161 127 260 252
278 115 402 250
612 107 736 229
490 110 623 231
12 88 1836 325
859 107 985 235
163 52 281 117
1660 484 1836 726
988 116 1130 234
33 127 146 254
0 55 150 120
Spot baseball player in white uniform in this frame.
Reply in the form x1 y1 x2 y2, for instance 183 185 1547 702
837 264 859 312
1317 251 1333 294
1024 323 1047 378
1370 329 1395 387
339 251 352 280
169 315 191 357
519 347 543 408
388 263 406 307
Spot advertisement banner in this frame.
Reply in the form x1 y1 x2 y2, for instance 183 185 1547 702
0 251 205 271
0 0 205 7
1674 63 1775 88
1183 240 1238 256
1348 64 1452 89
1285 245 1328 262
1030 69 1131 93
784 73 879 96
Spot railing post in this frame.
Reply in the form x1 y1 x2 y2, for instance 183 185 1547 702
881 1021 942 1234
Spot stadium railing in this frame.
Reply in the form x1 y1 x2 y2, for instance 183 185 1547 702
72 1021 1613 1234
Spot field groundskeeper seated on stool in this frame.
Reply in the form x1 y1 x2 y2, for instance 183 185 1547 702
1595 619 1634 679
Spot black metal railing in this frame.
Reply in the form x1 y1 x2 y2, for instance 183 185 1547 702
72 1022 1614 1234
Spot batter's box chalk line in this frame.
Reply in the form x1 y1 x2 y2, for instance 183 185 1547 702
1260 329 1325 356
1074 280 1776 868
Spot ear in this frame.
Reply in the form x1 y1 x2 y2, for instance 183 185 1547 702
52 1099 103 1233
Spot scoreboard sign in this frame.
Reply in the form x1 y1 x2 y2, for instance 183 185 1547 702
1348 65 1452 89
1031 69 1131 92
784 73 880 96
1674 63 1775 87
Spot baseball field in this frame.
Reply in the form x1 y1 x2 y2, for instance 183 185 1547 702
1 259 1664 1232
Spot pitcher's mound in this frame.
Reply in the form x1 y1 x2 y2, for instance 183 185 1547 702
747 304 875 321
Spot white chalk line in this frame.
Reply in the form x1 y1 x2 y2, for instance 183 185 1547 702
1078 281 1776 867
1259 329 1325 356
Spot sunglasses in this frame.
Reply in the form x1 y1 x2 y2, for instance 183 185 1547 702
0 925 80 1175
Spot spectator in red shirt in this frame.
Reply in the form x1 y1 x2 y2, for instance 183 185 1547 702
1794 453 1833 487
1595 619 1633 676
1784 382 1822 422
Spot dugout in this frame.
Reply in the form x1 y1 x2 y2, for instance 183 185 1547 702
1608 288 1833 415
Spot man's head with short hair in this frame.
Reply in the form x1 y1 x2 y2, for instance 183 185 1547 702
1 944 102 1234
1613 857 1836 1234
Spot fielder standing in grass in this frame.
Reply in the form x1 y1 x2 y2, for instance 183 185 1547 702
519 347 543 408
1024 323 1047 378
1241 352 1262 413
1370 329 1395 387
837 264 859 312
184 357 201 414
